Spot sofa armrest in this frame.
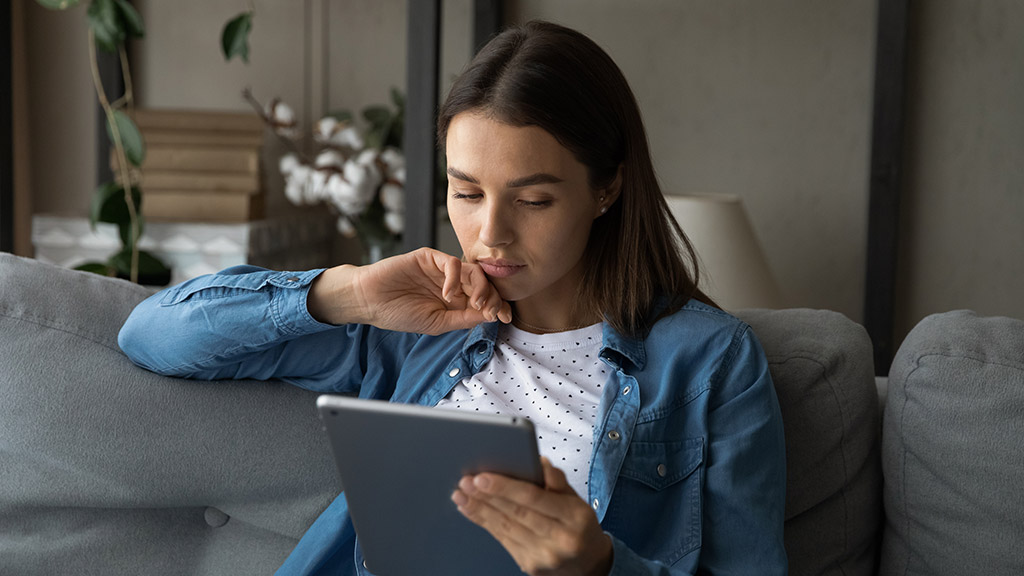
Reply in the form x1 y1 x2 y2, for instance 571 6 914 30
0 254 338 575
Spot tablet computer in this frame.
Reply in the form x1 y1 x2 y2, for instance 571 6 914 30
316 395 543 576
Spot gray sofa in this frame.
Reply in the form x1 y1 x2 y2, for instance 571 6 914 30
1 252 1022 575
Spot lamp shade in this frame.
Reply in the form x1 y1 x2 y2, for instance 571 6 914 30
664 193 784 311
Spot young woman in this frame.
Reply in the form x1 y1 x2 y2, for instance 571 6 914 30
120 20 786 576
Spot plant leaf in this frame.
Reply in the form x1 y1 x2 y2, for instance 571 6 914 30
327 110 354 123
87 0 124 52
390 87 405 109
107 110 145 167
34 0 83 9
114 0 144 39
362 105 392 128
75 261 116 276
221 12 253 63
89 181 120 229
117 213 145 247
90 181 142 230
109 249 170 285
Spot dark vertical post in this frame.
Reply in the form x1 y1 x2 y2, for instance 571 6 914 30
402 0 441 252
864 0 911 375
473 0 503 55
1 2 14 253
95 46 124 186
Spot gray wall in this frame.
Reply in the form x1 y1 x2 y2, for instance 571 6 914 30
21 0 1024 351
895 1 1024 341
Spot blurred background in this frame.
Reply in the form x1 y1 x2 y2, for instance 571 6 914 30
7 0 1024 364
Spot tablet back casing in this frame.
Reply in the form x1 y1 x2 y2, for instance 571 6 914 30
317 395 543 576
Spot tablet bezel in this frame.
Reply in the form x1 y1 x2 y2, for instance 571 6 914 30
317 395 543 576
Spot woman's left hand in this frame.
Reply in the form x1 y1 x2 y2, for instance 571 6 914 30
451 457 613 576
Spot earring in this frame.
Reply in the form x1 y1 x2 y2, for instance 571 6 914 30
600 206 608 214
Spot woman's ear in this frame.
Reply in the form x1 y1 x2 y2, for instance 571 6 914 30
595 164 624 217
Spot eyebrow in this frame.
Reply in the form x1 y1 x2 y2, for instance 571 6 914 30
446 166 564 189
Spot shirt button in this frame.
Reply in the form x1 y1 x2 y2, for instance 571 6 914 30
363 560 369 569
622 386 631 396
478 348 487 355
286 276 299 282
448 368 460 378
657 464 667 477
607 430 620 440
592 499 599 510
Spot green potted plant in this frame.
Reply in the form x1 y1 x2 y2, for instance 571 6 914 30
34 0 171 285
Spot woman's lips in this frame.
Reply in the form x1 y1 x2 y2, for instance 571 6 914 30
476 259 525 278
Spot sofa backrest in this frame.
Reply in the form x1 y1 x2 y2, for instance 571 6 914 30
739 308 883 576
881 310 1024 576
1 253 886 575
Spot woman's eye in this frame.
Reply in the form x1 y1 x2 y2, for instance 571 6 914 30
451 191 481 200
520 199 552 207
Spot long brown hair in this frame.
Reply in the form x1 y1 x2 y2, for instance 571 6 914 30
438 20 716 337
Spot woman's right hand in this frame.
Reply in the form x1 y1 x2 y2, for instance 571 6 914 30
307 247 512 335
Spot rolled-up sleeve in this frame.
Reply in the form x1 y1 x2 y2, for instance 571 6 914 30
118 265 384 392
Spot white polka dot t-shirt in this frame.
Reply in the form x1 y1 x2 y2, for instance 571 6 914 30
435 322 607 497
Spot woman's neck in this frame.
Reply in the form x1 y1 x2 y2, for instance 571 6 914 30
510 301 601 334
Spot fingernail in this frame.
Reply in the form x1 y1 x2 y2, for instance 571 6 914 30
451 490 468 506
473 475 491 491
474 298 484 310
459 477 476 494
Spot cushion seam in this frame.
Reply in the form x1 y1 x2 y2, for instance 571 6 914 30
907 349 1024 372
766 351 856 562
0 306 121 352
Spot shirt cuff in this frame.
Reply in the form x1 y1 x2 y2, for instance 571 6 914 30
265 268 335 336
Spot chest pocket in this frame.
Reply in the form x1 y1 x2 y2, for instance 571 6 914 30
604 436 704 565
620 437 703 489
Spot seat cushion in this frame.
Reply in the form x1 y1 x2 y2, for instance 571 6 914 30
881 310 1024 576
738 308 882 576
0 254 339 575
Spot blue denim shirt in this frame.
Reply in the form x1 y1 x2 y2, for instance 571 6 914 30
119 266 787 576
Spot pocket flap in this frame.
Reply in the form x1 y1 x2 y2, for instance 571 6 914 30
619 436 704 491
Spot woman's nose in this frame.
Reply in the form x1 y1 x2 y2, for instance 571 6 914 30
479 203 513 247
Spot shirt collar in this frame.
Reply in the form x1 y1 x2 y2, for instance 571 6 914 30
461 322 500 356
599 322 647 370
460 321 646 370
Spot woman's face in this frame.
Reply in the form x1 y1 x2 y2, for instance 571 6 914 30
445 112 610 317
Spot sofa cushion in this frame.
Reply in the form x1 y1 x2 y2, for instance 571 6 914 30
881 310 1024 576
0 254 339 575
738 308 882 576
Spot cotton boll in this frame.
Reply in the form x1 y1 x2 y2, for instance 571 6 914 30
326 173 368 216
284 178 305 205
267 100 295 124
279 153 301 176
267 99 299 139
330 125 364 150
315 150 344 170
343 160 382 203
391 166 406 185
380 147 404 172
356 148 378 166
336 216 357 238
384 211 404 235
314 117 339 143
284 165 311 206
308 169 332 203
380 183 404 212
